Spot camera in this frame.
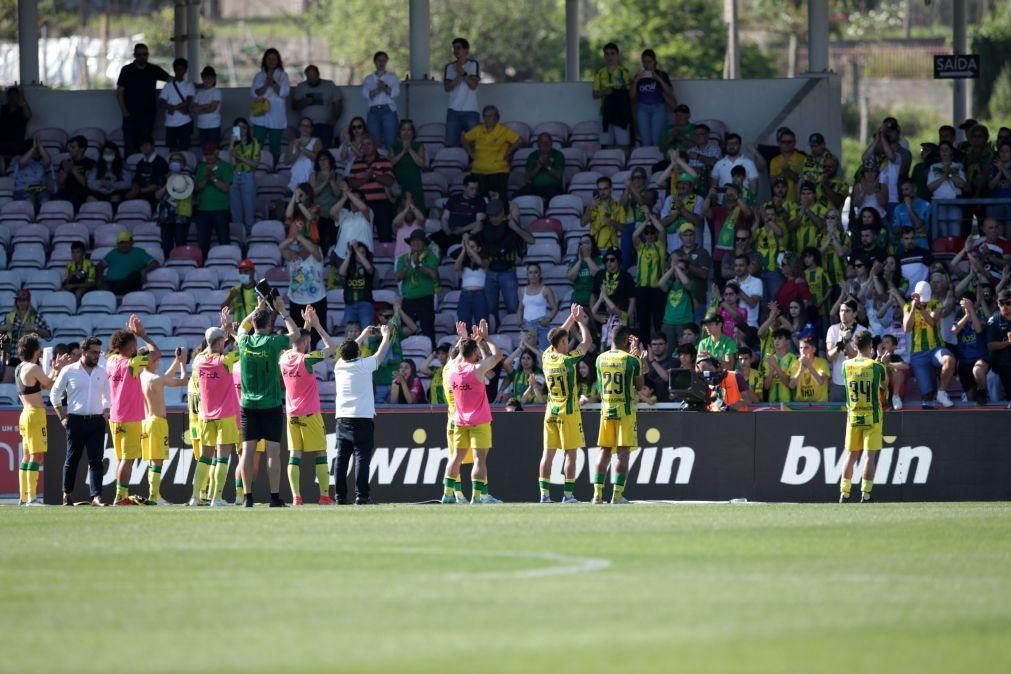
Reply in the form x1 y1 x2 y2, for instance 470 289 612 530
254 279 280 302
668 367 711 410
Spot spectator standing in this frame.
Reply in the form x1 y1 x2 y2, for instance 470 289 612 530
825 299 869 402
339 240 376 328
697 314 737 371
789 336 830 402
632 216 668 336
895 226 932 289
753 203 786 301
642 332 678 401
963 123 994 200
799 132 834 186
728 250 764 328
986 289 1011 403
686 125 722 194
893 178 931 246
250 48 290 164
455 233 490 328
221 260 260 324
62 242 98 302
0 84 31 160
519 263 559 350
116 43 171 157
619 167 657 269
98 231 157 295
281 231 328 345
293 64 342 148
817 153 849 211
658 255 696 346
348 135 396 242
393 230 439 342
673 223 713 319
12 135 51 207
330 186 375 257
567 234 602 313
476 199 535 328
581 175 626 251
126 136 169 205
659 104 694 157
0 289 51 382
369 299 417 404
55 135 95 209
87 142 130 206
285 182 321 244
443 37 481 147
463 105 521 199
592 42 632 150
338 116 369 175
928 141 968 239
704 183 753 266
228 117 260 235
159 58 194 151
591 250 636 327
193 142 233 256
711 133 759 195
284 116 322 192
774 252 812 312
392 193 425 260
903 280 956 408
516 132 565 203
310 152 344 254
987 141 1011 232
630 49 675 147
361 52 400 151
192 66 223 147
953 296 991 404
432 174 485 256
769 128 807 203
659 172 703 251
333 323 394 504
156 157 194 259
764 328 797 403
390 120 427 211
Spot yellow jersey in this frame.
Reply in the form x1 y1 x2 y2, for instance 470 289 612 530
905 300 943 354
542 347 584 416
790 356 830 402
843 356 887 425
595 348 641 419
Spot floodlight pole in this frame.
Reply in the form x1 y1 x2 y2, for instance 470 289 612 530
174 0 186 60
807 0 829 73
952 0 967 131
18 0 40 85
187 0 201 83
409 0 430 80
565 0 580 82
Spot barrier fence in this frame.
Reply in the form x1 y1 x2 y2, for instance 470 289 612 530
1 408 1008 504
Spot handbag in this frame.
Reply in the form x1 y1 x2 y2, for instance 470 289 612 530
251 97 271 117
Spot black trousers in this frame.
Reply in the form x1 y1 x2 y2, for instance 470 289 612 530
476 173 510 201
369 198 395 243
62 415 106 498
635 286 666 338
165 122 193 152
123 114 155 158
994 362 1011 402
334 418 374 502
403 296 435 343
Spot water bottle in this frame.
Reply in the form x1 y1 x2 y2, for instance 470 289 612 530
970 214 979 238
729 498 748 504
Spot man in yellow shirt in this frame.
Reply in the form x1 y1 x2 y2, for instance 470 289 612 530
592 42 632 149
580 175 626 251
769 128 808 203
789 336 830 402
463 105 521 199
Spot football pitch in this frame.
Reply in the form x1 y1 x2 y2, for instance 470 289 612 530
2 502 1010 674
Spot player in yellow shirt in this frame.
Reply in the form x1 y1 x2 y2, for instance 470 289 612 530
139 346 188 504
539 305 593 503
789 337 830 402
840 332 889 503
593 326 645 504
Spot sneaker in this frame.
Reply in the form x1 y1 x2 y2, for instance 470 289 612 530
610 497 631 505
935 390 954 408
25 501 46 507
62 494 75 506
976 390 989 406
155 499 172 506
354 497 374 505
268 499 288 508
318 496 335 506
590 496 604 505
891 394 903 410
860 493 874 503
113 498 137 506
243 494 254 508
440 494 455 504
539 494 554 504
839 492 850 503
474 494 502 504
454 492 468 504
90 497 107 507
292 496 304 506
187 498 203 506
142 499 157 506
17 499 26 506
210 500 231 507
561 495 580 504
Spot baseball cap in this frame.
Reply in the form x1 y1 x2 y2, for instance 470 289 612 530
701 313 723 324
676 172 694 184
237 259 256 270
674 103 690 114
486 198 505 216
913 280 932 303
679 222 695 234
204 327 226 345
116 230 132 243
15 288 30 301
405 229 428 244
809 132 825 145
958 118 979 131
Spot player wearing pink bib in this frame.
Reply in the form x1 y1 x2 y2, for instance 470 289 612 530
282 306 337 506
190 325 240 506
444 319 503 504
106 315 160 505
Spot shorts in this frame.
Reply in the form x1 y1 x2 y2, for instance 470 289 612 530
19 407 47 454
447 419 473 464
598 124 631 146
957 359 988 391
845 420 883 452
236 439 266 453
240 406 284 444
287 413 326 453
200 416 240 446
597 414 638 449
544 411 585 451
141 416 170 461
110 420 142 461
455 422 492 450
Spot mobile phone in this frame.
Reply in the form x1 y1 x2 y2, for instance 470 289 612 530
592 189 600 200
232 126 241 141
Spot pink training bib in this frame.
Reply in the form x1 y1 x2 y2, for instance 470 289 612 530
280 351 322 418
107 354 145 423
448 362 492 427
195 353 239 421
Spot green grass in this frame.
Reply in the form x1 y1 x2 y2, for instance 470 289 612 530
3 503 1010 673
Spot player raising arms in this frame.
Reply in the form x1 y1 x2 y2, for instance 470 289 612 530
185 339 208 502
106 315 160 505
16 335 71 505
444 319 504 504
281 306 337 506
539 304 593 504
839 331 889 503
138 345 188 504
441 321 473 504
593 326 645 505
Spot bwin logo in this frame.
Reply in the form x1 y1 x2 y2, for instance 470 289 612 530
780 435 932 486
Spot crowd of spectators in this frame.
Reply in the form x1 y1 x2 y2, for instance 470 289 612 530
2 39 1011 408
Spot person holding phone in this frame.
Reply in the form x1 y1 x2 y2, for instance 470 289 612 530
228 117 260 234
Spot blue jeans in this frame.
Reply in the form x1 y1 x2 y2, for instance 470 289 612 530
523 320 549 351
635 102 667 147
230 171 257 233
457 289 489 328
367 105 398 151
761 271 784 302
195 209 230 257
933 204 962 239
485 269 519 323
619 224 635 271
446 109 480 147
909 347 951 400
312 123 335 148
374 384 391 405
343 301 375 328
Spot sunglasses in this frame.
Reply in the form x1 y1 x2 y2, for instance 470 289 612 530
351 124 364 130
999 300 1011 307
854 263 866 268
605 258 618 263
735 237 749 242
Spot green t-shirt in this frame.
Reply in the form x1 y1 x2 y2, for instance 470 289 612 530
395 250 438 300
370 319 403 386
766 352 798 403
525 149 565 189
662 280 694 325
569 257 602 306
660 122 694 153
103 247 152 281
237 332 291 409
698 334 738 363
194 161 234 212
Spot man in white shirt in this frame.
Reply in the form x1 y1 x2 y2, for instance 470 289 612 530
159 57 194 151
731 253 763 327
51 337 111 506
293 64 342 148
333 323 393 504
825 299 870 402
444 37 480 147
711 132 758 194
361 51 401 151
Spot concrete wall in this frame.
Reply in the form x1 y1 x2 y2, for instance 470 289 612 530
20 74 841 154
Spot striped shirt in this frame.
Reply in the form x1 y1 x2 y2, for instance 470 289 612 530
905 300 943 354
349 155 394 203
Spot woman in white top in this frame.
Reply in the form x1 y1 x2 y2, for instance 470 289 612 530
361 51 400 151
338 116 369 175
280 229 327 343
928 141 968 239
250 48 290 166
192 66 223 148
454 232 489 328
330 185 375 258
285 116 321 191
849 163 888 221
518 262 558 350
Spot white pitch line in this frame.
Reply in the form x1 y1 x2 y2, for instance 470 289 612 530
341 546 611 579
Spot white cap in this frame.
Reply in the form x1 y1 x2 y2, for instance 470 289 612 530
913 280 931 303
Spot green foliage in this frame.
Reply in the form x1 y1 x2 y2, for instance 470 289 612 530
740 42 777 79
990 66 1011 125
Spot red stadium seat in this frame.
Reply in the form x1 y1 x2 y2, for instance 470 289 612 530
167 245 204 268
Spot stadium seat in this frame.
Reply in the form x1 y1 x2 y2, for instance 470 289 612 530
158 291 198 316
541 263 569 284
167 245 204 269
196 289 229 314
182 267 218 291
91 314 130 339
421 172 448 209
54 315 93 341
416 122 446 144
438 265 458 290
115 200 153 222
247 243 282 267
529 217 563 239
9 243 46 269
589 149 626 177
0 384 18 405
503 121 532 144
570 119 602 141
512 195 545 221
77 201 113 224
131 222 162 247
72 127 107 149
173 314 211 337
546 194 585 219
144 267 180 294
1 199 36 222
628 146 663 171
431 147 470 177
205 244 243 270
561 147 588 172
51 222 89 247
438 290 460 312
694 118 727 147
402 335 433 360
932 236 965 256
524 241 561 264
533 121 570 145
11 223 50 248
108 127 125 151
264 266 290 292
37 200 75 226
90 246 113 264
119 291 157 314
487 333 513 352
78 290 118 315
510 147 535 171
248 220 286 246
35 127 68 152
26 268 63 290
136 314 173 338
38 290 77 316
137 243 165 266
94 223 128 248
498 313 521 334
0 270 20 294
163 386 187 407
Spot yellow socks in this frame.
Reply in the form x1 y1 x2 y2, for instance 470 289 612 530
593 473 606 500
612 473 626 502
18 462 28 502
840 478 852 497
861 479 873 498
314 457 330 498
211 459 229 501
115 481 129 501
191 457 212 501
148 464 162 502
287 457 302 498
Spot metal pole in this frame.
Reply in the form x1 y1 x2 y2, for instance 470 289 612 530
18 0 40 84
187 0 201 83
174 0 186 60
723 0 739 80
807 0 829 73
408 0 430 80
952 0 967 132
565 0 580 82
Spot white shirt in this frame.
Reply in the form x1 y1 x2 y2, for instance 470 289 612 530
878 155 901 203
361 71 400 112
334 355 379 418
928 162 966 200
444 59 480 112
250 70 291 130
287 137 321 191
293 79 341 125
825 321 870 385
160 79 195 128
334 208 375 254
734 274 764 327
194 86 222 130
711 155 758 188
287 254 327 305
50 361 111 415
